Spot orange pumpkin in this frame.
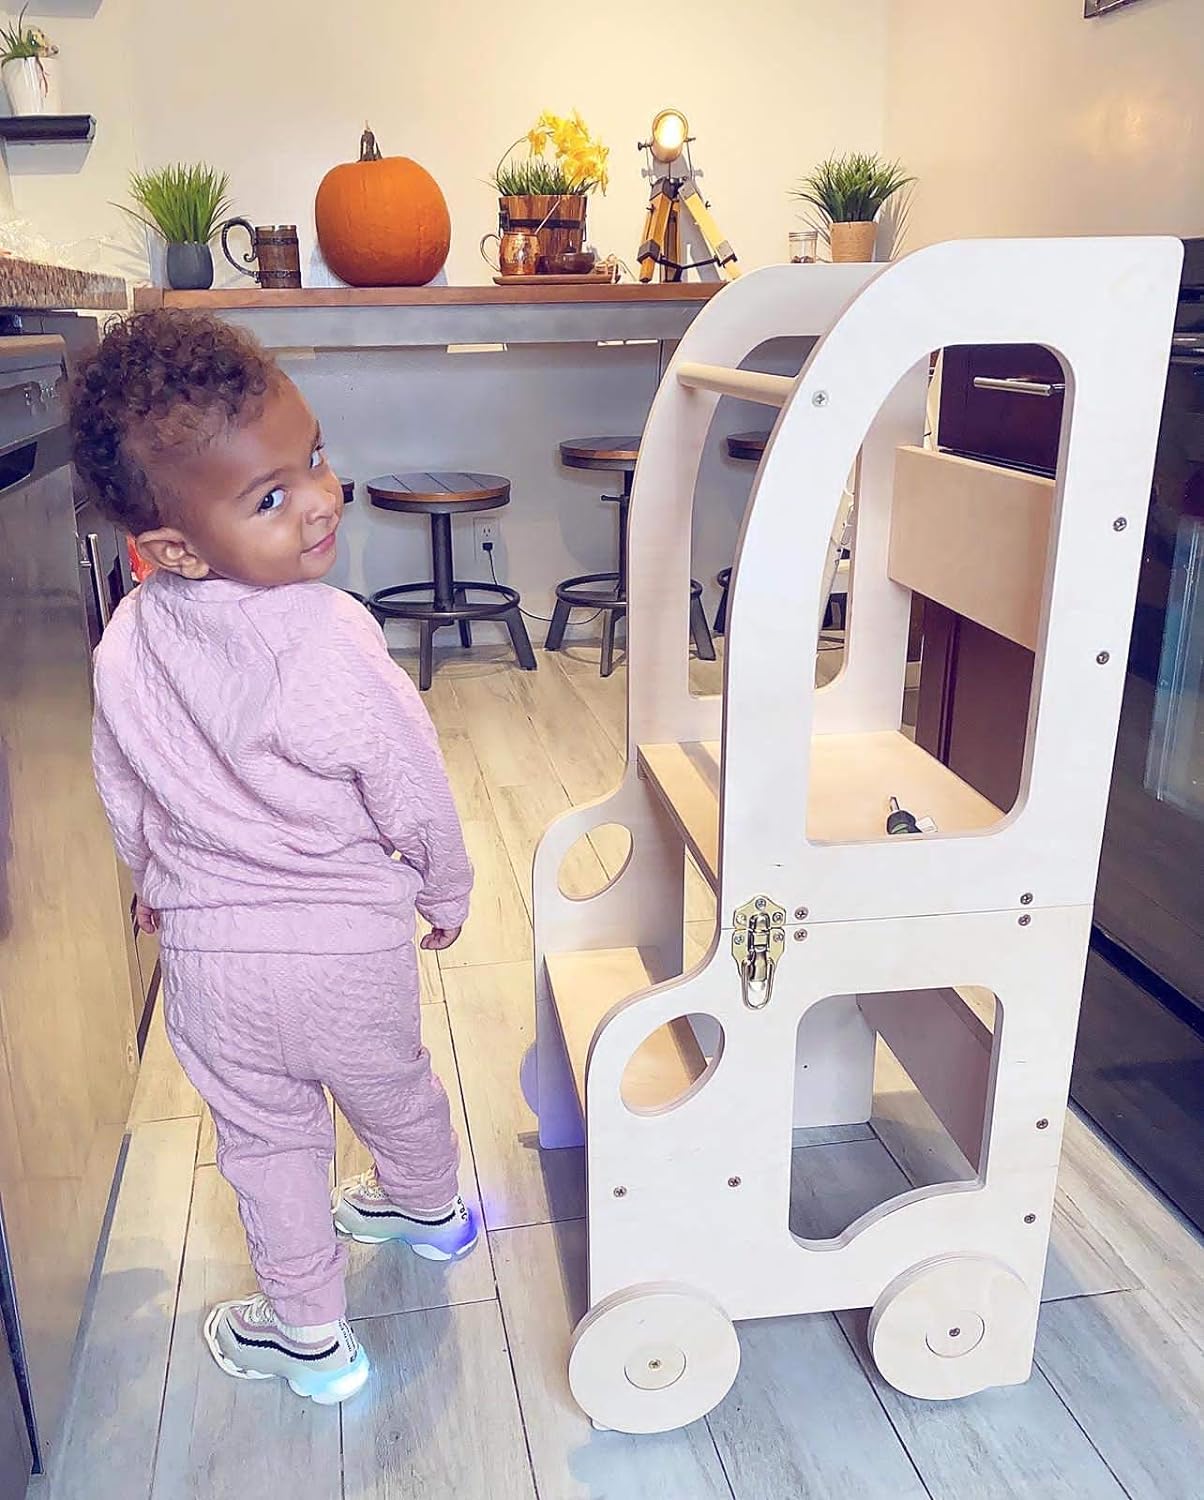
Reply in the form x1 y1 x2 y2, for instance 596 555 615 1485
315 126 451 287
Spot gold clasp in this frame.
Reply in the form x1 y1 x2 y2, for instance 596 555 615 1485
732 897 786 1009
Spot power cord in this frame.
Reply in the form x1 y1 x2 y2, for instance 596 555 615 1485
483 540 603 629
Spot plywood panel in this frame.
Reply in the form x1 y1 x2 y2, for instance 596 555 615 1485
888 445 1054 651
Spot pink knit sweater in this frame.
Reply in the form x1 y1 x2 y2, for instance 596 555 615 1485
92 572 472 955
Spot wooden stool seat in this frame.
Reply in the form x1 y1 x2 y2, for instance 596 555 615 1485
559 437 641 471
726 429 770 462
366 471 535 690
549 435 715 677
367 471 510 513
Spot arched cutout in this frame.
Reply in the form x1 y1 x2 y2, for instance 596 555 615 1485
621 1013 724 1114
557 824 633 901
790 987 999 1244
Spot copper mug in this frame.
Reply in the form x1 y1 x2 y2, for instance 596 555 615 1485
480 228 540 277
220 220 302 289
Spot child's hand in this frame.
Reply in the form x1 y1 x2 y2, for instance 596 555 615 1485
421 925 462 952
135 897 159 934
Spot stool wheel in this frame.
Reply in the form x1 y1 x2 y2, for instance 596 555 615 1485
868 1255 1034 1400
568 1284 740 1434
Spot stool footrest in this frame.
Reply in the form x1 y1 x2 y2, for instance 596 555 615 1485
554 571 625 612
370 580 520 624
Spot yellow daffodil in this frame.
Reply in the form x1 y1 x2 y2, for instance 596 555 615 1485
495 109 609 197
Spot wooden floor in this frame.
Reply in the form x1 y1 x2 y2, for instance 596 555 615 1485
29 642 1204 1500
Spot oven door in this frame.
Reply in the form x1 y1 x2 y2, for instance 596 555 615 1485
1093 354 1204 1005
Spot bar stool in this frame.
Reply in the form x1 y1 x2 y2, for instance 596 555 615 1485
367 471 536 691
547 436 716 678
714 430 769 634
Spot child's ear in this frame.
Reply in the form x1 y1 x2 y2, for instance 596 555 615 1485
134 528 211 580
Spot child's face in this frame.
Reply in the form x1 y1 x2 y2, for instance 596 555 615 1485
135 374 344 587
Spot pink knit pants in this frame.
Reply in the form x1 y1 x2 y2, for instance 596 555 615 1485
161 945 459 1326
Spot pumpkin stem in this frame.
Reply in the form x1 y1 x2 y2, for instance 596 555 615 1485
360 124 382 162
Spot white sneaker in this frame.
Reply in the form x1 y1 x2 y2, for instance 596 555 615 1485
203 1293 369 1405
333 1169 478 1260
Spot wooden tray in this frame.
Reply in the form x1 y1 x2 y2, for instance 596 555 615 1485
493 271 616 286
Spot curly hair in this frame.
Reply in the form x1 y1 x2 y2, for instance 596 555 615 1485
69 308 278 533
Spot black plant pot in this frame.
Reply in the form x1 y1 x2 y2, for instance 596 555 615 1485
166 242 214 291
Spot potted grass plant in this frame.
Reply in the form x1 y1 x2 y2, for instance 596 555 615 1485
490 111 608 271
122 164 232 289
793 152 914 263
0 7 59 116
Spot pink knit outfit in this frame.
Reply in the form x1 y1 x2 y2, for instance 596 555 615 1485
92 571 472 1324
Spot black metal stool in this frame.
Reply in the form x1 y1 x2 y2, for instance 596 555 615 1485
715 430 770 634
547 436 716 678
367 472 536 691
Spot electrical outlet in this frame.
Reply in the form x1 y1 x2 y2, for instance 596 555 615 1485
474 518 498 558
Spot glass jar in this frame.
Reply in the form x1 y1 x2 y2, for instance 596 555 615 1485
788 229 819 264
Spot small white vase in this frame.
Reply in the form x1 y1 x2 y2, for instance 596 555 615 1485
2 56 61 116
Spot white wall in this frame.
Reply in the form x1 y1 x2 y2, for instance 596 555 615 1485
0 2 891 641
884 0 1204 245
2 1 890 284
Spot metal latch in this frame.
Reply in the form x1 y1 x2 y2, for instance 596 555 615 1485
732 897 786 1009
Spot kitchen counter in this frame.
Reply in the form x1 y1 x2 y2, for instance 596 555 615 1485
133 282 721 348
0 255 126 311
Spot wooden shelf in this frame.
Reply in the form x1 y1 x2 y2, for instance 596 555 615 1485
137 282 721 311
544 947 704 1116
637 731 1004 891
0 114 94 143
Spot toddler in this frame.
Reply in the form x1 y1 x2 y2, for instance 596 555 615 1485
72 310 475 1406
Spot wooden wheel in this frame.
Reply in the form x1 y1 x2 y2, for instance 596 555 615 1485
568 1284 740 1433
868 1255 1034 1400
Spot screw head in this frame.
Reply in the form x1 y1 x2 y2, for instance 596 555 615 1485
948 1327 961 1339
1018 914 1032 927
755 897 766 909
1096 651 1111 665
793 928 808 942
1020 892 1033 906
812 390 829 407
1113 517 1128 531
613 1186 627 1198
1024 1213 1037 1224
794 906 809 920
1036 1118 1049 1130
727 1176 742 1188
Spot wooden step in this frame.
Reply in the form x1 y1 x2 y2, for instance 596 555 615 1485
545 947 706 1116
637 731 1003 892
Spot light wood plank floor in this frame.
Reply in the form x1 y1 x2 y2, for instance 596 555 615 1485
30 643 1204 1500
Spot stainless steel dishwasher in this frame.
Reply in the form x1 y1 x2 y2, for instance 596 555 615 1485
0 335 138 1473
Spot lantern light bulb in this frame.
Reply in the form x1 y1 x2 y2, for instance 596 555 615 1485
650 109 689 164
